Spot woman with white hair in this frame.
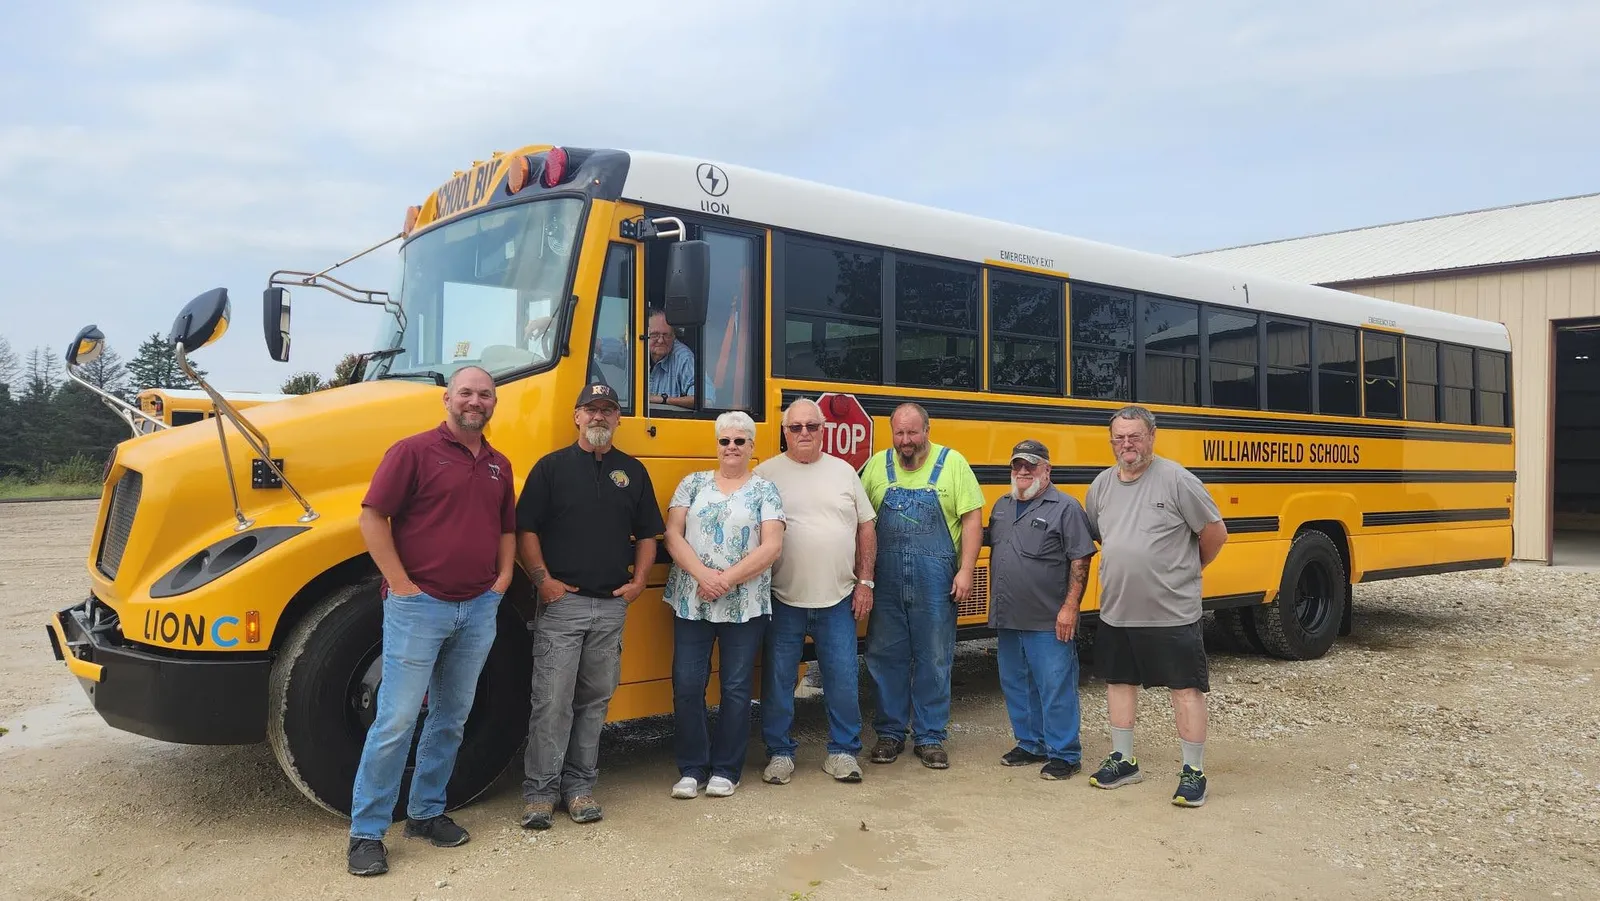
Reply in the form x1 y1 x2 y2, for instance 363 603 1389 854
662 410 786 799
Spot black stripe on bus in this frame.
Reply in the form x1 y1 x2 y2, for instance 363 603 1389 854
1203 592 1267 610
968 465 1515 486
779 390 1512 445
1223 517 1280 534
1361 508 1511 527
1358 558 1506 582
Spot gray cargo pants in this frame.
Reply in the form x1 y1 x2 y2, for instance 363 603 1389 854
522 592 628 805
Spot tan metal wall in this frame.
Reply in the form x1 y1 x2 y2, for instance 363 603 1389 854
1339 260 1600 562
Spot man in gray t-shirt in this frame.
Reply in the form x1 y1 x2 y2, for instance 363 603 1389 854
1082 406 1227 809
986 439 1097 780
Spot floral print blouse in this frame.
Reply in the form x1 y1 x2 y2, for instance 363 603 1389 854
663 471 786 623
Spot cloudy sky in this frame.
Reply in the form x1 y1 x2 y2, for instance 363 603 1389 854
2 0 1596 393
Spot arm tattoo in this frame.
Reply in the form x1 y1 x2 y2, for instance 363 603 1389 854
531 567 547 586
1068 559 1089 594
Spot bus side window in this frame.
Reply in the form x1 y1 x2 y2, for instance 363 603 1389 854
700 230 759 411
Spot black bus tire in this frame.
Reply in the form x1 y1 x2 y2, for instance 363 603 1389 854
1211 606 1267 655
1254 530 1346 661
266 575 531 820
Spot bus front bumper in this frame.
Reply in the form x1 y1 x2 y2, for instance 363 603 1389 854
47 596 270 745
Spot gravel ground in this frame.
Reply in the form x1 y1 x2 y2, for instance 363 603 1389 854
1 501 1597 900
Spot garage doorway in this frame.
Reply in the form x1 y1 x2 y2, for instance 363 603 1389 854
1552 320 1600 568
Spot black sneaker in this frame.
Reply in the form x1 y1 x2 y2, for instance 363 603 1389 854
869 737 905 764
1000 746 1048 767
1172 765 1207 807
347 838 388 876
1040 758 1082 780
1089 752 1143 789
404 814 469 847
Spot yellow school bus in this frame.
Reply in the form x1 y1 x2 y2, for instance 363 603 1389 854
48 143 1514 819
135 388 294 434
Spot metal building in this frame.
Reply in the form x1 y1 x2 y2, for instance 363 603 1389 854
1183 193 1600 564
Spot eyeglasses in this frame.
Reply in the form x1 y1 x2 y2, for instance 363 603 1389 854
717 437 749 447
785 422 823 434
1109 435 1147 446
646 332 673 341
1010 460 1040 471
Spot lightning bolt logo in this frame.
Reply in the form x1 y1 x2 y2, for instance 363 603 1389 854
697 163 728 197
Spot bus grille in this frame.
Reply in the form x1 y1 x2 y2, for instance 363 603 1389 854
96 470 142 580
959 565 989 619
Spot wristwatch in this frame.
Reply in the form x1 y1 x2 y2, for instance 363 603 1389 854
856 579 875 589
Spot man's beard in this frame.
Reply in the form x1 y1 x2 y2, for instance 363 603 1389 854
1010 476 1045 502
452 409 488 432
584 424 614 447
1116 449 1152 473
895 442 926 468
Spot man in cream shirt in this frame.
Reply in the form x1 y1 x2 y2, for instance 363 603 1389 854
755 398 878 784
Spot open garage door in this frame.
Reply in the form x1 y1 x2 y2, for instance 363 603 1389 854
1553 320 1600 566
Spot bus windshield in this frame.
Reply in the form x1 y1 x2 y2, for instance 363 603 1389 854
367 196 584 382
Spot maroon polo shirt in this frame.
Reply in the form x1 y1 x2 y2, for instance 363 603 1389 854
362 422 516 601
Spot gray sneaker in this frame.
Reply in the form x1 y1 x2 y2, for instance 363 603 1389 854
763 756 795 785
822 753 863 782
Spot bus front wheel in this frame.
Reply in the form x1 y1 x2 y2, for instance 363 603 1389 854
1253 530 1345 660
266 575 532 820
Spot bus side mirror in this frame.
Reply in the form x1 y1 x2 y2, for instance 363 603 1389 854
169 288 232 352
67 325 106 367
664 240 710 328
264 287 292 362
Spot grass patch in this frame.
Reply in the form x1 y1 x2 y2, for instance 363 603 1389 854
0 480 101 500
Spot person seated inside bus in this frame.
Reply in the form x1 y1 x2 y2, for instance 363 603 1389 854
646 309 697 412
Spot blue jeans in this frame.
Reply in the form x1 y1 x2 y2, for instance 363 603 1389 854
866 550 957 746
997 628 1081 763
673 615 768 783
762 596 863 758
349 589 501 840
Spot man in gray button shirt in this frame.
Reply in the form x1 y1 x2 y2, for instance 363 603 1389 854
1083 405 1227 808
986 439 1097 781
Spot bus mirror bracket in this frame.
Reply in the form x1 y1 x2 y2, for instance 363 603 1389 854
63 324 168 439
620 216 687 241
169 288 320 529
263 231 407 357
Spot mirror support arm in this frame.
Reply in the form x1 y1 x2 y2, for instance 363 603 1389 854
266 232 406 332
175 342 319 526
64 367 167 438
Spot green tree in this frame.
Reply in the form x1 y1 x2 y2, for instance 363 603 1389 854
331 353 363 387
15 348 63 476
127 332 206 392
280 371 328 395
0 335 18 393
78 343 129 399
0 383 20 477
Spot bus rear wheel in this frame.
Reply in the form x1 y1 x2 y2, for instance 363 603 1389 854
266 575 531 820
1254 530 1345 661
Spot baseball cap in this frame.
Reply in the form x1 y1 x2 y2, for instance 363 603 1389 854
575 381 620 409
1010 439 1050 465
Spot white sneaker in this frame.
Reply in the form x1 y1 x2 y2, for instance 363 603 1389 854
671 776 703 799
706 776 736 797
763 756 796 785
823 753 863 782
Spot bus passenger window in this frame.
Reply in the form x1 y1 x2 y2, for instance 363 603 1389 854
1139 297 1200 406
1441 344 1474 424
1265 317 1311 413
783 238 883 384
990 272 1063 394
1070 286 1133 400
1405 338 1439 421
1476 349 1509 427
1317 325 1360 416
1208 309 1259 409
895 258 979 390
1363 332 1401 418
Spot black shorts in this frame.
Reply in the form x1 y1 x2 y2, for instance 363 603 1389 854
1096 621 1209 692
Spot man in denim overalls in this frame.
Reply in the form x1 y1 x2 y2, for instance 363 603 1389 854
858 403 986 769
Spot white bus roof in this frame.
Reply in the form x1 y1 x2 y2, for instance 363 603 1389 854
614 151 1513 353
141 389 296 402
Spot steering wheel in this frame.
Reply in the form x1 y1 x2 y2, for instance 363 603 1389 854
524 315 558 359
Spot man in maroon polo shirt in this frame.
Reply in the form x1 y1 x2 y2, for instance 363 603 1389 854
345 365 517 879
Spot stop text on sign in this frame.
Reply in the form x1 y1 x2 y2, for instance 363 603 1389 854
822 420 868 459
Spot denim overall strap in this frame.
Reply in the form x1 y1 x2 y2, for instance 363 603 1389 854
926 447 950 487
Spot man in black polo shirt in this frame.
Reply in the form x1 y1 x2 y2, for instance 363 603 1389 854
515 381 665 830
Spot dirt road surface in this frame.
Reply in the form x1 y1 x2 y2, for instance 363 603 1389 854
2 501 1597 901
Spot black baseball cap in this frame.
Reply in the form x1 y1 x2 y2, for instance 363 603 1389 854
1010 439 1050 465
575 382 620 409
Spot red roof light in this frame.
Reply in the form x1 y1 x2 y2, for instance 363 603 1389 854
541 147 568 188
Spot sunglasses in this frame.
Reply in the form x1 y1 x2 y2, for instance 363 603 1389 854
785 422 823 434
718 437 749 447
